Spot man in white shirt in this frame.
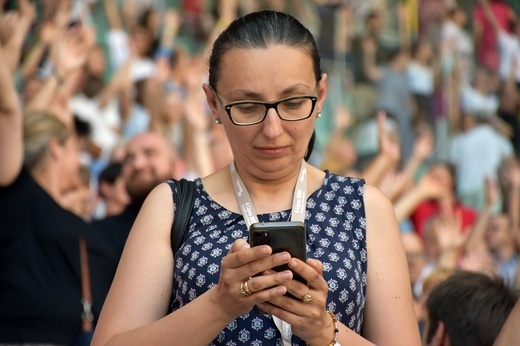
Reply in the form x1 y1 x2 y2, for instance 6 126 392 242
449 112 514 211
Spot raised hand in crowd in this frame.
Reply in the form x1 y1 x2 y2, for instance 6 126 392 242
462 175 520 284
159 9 181 53
379 169 411 202
433 208 467 268
502 160 520 287
394 165 450 223
20 14 63 82
382 126 435 202
319 104 357 176
361 110 401 186
50 27 90 80
0 12 19 61
503 159 520 228
465 176 500 254
0 0 35 73
25 26 90 126
403 127 435 178
181 57 216 178
0 0 33 184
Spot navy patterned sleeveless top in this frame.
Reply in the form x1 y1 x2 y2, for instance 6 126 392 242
168 171 367 345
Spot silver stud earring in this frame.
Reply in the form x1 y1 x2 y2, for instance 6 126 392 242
215 119 222 124
317 112 322 118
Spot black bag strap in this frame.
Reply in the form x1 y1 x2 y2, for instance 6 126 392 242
167 178 197 255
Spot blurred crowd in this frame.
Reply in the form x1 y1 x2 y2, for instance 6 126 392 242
2 0 520 342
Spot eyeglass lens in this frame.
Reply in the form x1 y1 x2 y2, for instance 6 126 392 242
229 97 314 124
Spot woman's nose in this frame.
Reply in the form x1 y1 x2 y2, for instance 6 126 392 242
262 107 284 138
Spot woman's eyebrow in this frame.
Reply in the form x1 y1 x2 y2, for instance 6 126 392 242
228 84 313 99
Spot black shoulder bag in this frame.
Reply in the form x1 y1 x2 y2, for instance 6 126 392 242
167 179 197 255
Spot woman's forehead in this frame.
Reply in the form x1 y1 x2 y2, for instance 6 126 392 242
216 46 316 92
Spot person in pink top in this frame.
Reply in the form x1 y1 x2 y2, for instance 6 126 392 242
474 0 516 72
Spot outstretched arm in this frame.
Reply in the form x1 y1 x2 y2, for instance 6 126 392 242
182 74 214 178
477 0 503 36
24 27 88 125
362 37 382 82
20 1 71 81
393 171 448 222
0 27 23 186
361 111 400 186
381 127 435 202
103 0 123 30
504 160 520 230
20 23 54 81
0 0 35 74
0 47 23 186
465 177 499 253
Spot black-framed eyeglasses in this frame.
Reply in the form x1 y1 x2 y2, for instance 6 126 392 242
213 91 318 126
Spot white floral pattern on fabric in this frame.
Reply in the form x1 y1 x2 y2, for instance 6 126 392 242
167 172 367 345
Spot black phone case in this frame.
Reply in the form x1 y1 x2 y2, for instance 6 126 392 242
249 221 307 314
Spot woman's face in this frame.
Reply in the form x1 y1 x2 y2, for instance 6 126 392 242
429 164 453 192
131 27 152 57
486 214 511 250
204 45 326 179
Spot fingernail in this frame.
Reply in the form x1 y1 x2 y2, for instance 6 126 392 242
279 253 290 261
277 287 286 294
289 259 298 267
280 271 292 279
261 246 270 255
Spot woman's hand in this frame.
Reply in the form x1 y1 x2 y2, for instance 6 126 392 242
257 258 335 346
210 239 294 319
50 27 88 79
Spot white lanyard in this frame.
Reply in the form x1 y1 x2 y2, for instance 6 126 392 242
230 160 308 346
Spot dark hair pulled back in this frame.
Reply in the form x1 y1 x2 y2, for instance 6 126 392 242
208 10 322 90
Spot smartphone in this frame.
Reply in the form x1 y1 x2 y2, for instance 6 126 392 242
249 221 307 282
249 221 307 314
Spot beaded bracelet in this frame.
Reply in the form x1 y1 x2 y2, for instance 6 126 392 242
307 311 340 346
326 310 340 346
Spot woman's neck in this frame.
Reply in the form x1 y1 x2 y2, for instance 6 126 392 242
203 161 325 215
231 161 302 213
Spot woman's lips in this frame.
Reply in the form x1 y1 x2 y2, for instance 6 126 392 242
255 146 287 155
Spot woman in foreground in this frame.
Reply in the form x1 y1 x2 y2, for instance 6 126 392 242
92 10 420 346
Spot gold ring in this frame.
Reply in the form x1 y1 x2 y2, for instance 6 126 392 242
240 280 252 296
302 289 313 303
